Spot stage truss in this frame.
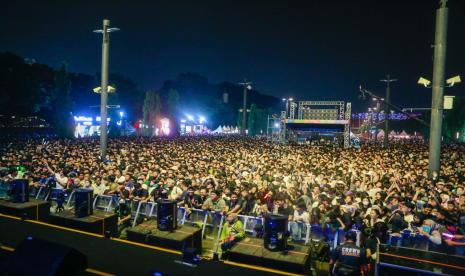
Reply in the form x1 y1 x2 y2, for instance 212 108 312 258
279 100 351 148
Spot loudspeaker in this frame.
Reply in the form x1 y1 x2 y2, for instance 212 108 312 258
263 214 288 251
157 199 177 231
75 189 93 218
8 179 29 203
0 237 87 276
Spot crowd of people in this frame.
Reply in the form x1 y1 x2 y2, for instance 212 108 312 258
1 136 465 258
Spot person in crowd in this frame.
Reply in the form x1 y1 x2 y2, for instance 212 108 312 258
330 231 367 276
290 202 310 242
202 190 227 213
1 136 464 257
184 186 202 214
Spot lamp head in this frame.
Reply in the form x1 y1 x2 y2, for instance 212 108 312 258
446 75 461 87
417 77 431 88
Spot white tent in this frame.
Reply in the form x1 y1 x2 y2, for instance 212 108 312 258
212 126 223 133
399 130 409 138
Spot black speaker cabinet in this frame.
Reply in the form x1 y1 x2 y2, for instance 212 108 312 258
264 214 288 251
9 179 29 203
74 189 93 218
157 199 177 231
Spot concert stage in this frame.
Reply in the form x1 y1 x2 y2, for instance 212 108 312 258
226 237 311 274
48 209 118 236
0 214 277 276
0 199 50 221
127 220 202 253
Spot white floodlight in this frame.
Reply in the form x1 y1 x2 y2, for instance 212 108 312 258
417 77 431 88
93 85 116 93
446 75 461 87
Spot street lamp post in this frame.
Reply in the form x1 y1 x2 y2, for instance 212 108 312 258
380 74 397 147
94 19 119 160
239 79 252 135
373 99 380 142
429 0 448 177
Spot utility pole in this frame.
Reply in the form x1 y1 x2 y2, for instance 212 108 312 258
239 79 252 135
429 0 448 177
374 100 380 142
380 74 397 147
94 19 119 160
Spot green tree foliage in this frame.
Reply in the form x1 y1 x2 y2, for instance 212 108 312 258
142 90 161 136
167 88 180 117
247 104 269 136
51 63 74 137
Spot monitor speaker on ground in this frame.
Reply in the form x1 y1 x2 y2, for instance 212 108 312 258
0 236 87 276
8 179 29 203
75 188 93 218
157 199 177 231
263 214 288 251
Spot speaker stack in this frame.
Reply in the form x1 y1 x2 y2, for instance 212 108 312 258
157 199 177 231
74 189 93 218
263 214 288 251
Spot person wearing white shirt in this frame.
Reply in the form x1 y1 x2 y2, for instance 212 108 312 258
45 162 66 190
290 203 310 242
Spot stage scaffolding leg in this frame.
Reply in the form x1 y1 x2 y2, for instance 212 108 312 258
344 102 351 148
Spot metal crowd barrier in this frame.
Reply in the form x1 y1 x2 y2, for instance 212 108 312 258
0 180 8 199
42 192 465 258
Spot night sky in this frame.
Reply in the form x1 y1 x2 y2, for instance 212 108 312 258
1 0 464 111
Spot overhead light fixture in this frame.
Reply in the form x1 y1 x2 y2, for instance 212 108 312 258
446 75 461 87
93 85 116 93
417 77 431 88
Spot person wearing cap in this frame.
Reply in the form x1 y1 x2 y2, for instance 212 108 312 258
115 198 132 237
330 231 367 276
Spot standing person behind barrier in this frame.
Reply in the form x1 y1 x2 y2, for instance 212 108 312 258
330 231 367 276
115 197 132 237
184 186 202 215
220 213 244 252
226 192 242 215
202 190 227 213
290 202 310 242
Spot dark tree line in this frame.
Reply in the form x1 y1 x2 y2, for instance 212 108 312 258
0 52 281 137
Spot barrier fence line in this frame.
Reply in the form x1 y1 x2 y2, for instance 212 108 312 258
41 193 465 260
377 263 445 276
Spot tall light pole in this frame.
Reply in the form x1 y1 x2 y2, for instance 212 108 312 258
239 79 252 135
380 74 397 147
94 19 119 160
372 99 381 142
428 0 448 177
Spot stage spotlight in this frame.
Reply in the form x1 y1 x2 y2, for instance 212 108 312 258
263 214 288 251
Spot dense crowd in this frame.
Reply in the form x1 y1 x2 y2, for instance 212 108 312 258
1 136 464 256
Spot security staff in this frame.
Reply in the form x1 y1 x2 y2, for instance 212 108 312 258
329 231 367 276
220 214 245 251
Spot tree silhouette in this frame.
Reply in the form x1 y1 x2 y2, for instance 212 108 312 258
51 63 74 137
